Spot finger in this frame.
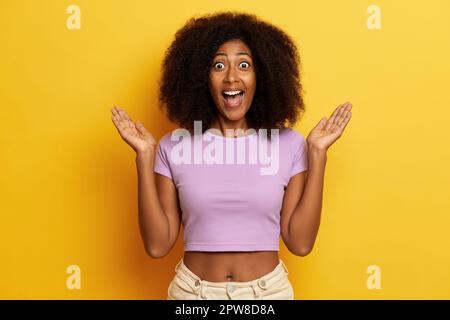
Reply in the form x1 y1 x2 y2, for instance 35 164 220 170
113 107 129 127
117 108 134 129
112 106 125 117
325 102 348 132
129 122 140 137
124 114 139 136
112 115 126 136
333 102 349 123
135 121 148 133
329 102 351 132
112 114 126 131
338 111 352 131
112 108 126 129
120 107 133 121
330 105 350 135
111 107 122 119
136 121 152 139
336 103 352 127
313 117 328 131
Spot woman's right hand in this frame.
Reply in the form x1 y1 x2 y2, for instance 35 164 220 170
111 106 156 154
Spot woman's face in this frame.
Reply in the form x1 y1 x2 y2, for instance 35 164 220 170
208 39 256 123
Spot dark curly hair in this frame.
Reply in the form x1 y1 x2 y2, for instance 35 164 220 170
158 11 305 135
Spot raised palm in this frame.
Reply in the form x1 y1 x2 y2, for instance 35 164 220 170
111 106 156 154
307 102 353 151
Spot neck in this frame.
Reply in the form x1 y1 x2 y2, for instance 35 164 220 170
209 115 250 138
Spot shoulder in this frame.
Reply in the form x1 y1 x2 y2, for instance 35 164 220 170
279 127 306 145
158 128 191 146
159 130 174 145
278 127 307 161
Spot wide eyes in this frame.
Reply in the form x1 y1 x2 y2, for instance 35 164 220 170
214 62 225 70
239 61 250 68
213 61 251 70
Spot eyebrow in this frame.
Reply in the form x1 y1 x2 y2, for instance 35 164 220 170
214 52 252 58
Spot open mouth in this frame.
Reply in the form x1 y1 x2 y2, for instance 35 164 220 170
221 90 245 108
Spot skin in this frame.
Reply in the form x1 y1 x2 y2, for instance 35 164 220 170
207 39 256 138
111 39 353 282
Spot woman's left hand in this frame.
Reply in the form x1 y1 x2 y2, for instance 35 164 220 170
306 101 353 152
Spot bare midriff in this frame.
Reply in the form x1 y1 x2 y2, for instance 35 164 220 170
183 251 280 282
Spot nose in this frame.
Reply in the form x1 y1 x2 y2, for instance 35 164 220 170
224 65 238 83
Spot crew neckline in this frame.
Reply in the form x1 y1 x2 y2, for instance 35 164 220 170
204 128 258 140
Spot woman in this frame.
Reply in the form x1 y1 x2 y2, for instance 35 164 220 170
111 11 352 300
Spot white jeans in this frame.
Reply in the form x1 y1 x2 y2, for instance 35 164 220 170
167 258 294 300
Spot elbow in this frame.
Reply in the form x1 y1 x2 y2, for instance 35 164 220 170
144 244 168 259
292 245 313 257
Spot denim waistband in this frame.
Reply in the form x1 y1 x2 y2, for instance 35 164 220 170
173 257 290 294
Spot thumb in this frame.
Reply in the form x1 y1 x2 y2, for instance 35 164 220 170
135 121 150 136
314 117 328 131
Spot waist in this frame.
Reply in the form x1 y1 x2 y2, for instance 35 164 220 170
183 251 280 282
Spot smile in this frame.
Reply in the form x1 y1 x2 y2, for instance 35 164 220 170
221 90 245 108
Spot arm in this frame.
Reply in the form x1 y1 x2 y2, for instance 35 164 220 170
281 147 327 256
135 151 182 259
281 101 353 256
111 106 181 259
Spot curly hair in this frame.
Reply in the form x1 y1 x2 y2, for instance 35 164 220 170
158 11 305 135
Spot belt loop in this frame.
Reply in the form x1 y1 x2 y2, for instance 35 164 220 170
251 283 261 298
174 258 183 273
199 282 207 299
280 259 289 275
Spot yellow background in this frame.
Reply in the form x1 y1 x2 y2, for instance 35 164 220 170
1 0 449 299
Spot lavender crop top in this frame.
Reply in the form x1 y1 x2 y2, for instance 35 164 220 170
153 127 308 252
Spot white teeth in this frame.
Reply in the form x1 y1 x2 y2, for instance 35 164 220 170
223 90 242 96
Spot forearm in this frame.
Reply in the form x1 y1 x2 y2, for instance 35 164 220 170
135 151 169 255
288 146 327 255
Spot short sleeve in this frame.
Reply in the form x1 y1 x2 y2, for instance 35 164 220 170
153 134 173 180
290 130 308 177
